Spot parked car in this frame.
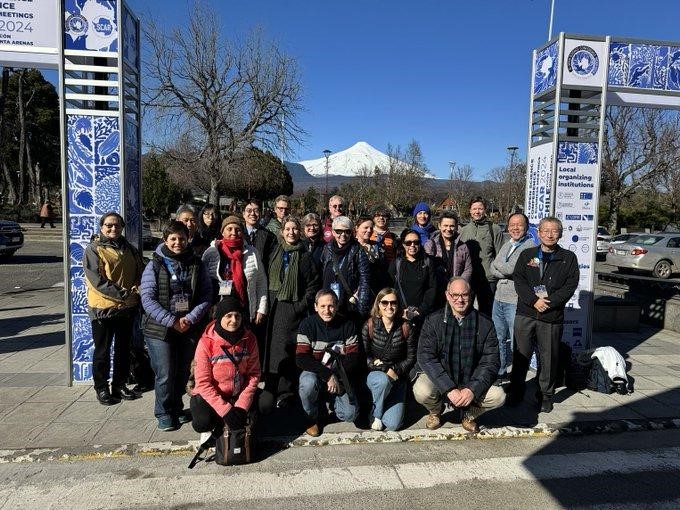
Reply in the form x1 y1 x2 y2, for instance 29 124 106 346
0 220 24 259
596 226 613 260
606 233 680 279
609 233 644 245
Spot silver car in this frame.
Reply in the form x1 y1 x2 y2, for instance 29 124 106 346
606 233 680 279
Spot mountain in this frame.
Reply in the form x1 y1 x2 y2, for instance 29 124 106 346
296 141 391 177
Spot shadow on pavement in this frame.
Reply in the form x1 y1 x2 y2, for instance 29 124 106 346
0 313 64 337
1 254 63 265
0 330 65 352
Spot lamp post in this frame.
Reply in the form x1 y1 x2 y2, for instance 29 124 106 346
323 149 331 210
507 146 519 170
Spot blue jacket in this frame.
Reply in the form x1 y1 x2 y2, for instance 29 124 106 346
319 241 371 316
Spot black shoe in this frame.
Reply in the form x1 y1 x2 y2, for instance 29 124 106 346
176 410 192 425
540 397 554 413
96 387 118 406
111 385 139 401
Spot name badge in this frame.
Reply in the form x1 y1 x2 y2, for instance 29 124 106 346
174 295 190 313
330 282 341 299
219 280 233 296
533 285 548 299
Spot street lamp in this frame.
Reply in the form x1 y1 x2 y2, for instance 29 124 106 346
323 149 331 210
507 146 519 170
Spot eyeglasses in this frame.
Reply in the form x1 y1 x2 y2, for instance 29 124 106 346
403 240 420 246
276 206 290 212
539 229 560 235
447 291 471 301
103 223 121 229
334 229 352 236
305 223 319 228
203 212 215 217
244 208 260 214
379 299 398 307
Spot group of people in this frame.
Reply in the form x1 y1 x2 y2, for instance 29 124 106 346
83 193 579 443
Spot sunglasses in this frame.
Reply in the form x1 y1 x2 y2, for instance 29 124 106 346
379 300 398 307
403 240 420 246
334 229 352 235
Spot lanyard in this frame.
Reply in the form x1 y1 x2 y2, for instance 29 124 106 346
162 258 183 284
506 235 529 262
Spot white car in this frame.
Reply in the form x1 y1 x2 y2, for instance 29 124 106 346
596 226 612 259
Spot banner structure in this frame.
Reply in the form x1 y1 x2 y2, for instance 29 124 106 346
0 1 141 384
526 33 680 352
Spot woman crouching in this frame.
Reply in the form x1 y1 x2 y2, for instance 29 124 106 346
190 296 261 440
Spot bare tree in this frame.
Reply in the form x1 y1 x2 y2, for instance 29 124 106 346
601 107 680 232
448 163 474 217
143 1 305 204
485 158 526 219
379 140 429 214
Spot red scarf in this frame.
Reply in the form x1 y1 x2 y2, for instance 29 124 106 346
217 238 248 308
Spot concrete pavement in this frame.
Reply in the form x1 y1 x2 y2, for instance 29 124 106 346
1 285 680 462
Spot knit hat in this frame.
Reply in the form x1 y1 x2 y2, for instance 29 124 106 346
221 215 242 231
214 295 243 322
332 215 354 230
412 202 431 217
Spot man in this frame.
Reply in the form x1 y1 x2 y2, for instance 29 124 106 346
296 289 360 436
508 217 579 413
322 195 346 243
266 195 291 236
370 205 398 264
490 212 536 382
459 197 504 316
242 199 278 267
413 277 504 432
176 204 209 256
424 211 472 295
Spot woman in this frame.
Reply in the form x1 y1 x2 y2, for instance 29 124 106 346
190 296 260 441
388 229 437 327
140 220 212 431
362 288 416 431
83 212 144 406
264 216 320 410
355 215 386 296
202 216 268 325
197 203 221 244
319 216 371 318
411 202 435 245
301 212 324 269
490 212 535 381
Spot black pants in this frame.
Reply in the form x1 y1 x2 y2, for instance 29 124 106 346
40 217 55 228
474 279 496 316
190 394 259 433
511 314 563 398
91 316 134 391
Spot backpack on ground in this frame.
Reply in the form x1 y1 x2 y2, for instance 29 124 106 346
215 425 253 466
576 348 630 395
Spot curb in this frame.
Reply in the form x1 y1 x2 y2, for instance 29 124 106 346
2 417 679 464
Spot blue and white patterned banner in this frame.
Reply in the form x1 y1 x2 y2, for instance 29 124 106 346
64 0 118 52
609 42 680 91
533 42 558 96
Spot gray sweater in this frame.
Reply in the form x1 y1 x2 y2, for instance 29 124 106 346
489 236 536 304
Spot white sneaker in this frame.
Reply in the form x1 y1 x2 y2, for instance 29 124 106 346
371 417 384 431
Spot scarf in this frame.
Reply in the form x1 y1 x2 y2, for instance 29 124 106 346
411 222 435 245
269 240 303 301
216 238 248 308
214 322 244 345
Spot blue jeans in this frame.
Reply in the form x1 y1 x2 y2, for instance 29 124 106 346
145 332 196 420
492 299 516 376
366 370 407 431
298 371 358 423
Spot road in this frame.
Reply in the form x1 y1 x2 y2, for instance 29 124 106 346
1 430 680 509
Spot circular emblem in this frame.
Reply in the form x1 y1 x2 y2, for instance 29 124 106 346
66 14 88 36
568 45 599 77
93 16 114 36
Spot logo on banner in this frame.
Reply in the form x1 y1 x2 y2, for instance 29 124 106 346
66 14 88 36
93 16 114 37
567 46 599 77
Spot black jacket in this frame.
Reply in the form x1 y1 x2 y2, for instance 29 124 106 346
361 317 416 378
246 227 278 268
417 308 499 400
320 241 371 315
513 245 579 324
388 255 437 317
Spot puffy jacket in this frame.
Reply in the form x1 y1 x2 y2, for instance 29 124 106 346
417 307 499 400
362 317 416 378
140 245 212 341
83 235 144 319
191 322 260 417
319 241 371 316
423 231 473 283
202 244 268 320
513 245 580 324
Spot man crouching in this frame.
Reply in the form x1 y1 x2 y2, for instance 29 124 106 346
296 289 360 437
414 277 505 432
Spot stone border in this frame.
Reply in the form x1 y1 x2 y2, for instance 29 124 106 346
1 417 679 464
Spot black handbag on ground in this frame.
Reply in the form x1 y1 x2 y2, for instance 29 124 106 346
215 425 252 465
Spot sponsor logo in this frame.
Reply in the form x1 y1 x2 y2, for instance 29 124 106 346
580 192 593 200
572 235 579 242
567 45 599 77
573 327 583 337
583 215 594 221
569 244 577 252
93 16 114 36
578 263 591 269
66 14 88 35
566 214 581 220
581 244 590 253
558 202 574 208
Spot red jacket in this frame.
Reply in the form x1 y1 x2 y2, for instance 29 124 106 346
192 321 261 417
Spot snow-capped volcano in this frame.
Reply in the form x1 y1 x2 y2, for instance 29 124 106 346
298 141 391 178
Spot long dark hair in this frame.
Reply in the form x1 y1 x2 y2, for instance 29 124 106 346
198 203 221 242
398 228 423 260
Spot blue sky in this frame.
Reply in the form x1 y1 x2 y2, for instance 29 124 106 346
130 0 680 179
